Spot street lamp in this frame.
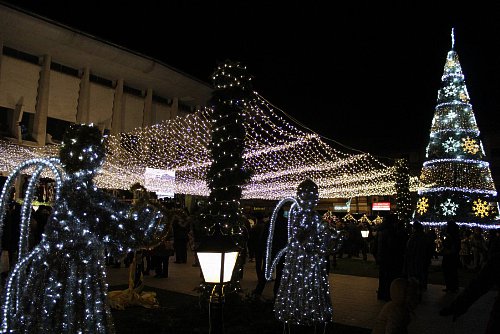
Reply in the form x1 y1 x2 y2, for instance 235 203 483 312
361 229 370 238
197 226 239 334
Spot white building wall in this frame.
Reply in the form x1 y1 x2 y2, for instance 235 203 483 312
153 102 171 123
48 70 79 122
0 56 39 112
89 82 114 128
123 93 144 132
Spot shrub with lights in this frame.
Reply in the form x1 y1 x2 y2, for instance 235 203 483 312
199 60 254 296
0 124 167 333
415 29 499 229
396 158 413 228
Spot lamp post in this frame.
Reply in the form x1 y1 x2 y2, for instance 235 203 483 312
197 226 239 334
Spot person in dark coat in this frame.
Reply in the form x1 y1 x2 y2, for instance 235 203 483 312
404 221 434 292
376 214 406 301
189 208 204 267
152 227 174 278
251 214 269 296
439 248 500 334
271 207 289 299
33 205 51 246
172 208 190 264
441 220 461 293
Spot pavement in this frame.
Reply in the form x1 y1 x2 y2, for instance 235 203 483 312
106 251 496 334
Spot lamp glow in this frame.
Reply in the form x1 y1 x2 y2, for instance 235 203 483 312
198 251 238 283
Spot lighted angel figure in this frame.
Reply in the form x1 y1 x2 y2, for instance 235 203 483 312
0 124 167 333
265 179 343 328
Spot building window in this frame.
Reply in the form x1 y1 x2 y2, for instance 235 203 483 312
46 117 72 142
89 74 113 88
3 46 39 65
50 62 79 77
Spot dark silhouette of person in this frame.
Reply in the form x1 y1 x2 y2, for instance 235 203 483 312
252 214 270 296
376 214 406 301
188 207 204 267
33 205 52 246
404 221 434 292
271 207 289 299
439 246 500 333
441 220 461 293
172 208 189 263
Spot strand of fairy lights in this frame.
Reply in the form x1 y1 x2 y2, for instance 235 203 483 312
0 90 408 200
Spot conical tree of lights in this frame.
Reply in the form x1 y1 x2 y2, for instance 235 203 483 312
415 29 499 229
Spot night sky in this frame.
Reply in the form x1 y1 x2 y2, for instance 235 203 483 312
4 1 500 160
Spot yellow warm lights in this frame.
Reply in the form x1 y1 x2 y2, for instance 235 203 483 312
0 92 419 199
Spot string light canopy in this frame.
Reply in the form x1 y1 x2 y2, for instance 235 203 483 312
0 93 419 200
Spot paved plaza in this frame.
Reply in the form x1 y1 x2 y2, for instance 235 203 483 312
106 251 496 334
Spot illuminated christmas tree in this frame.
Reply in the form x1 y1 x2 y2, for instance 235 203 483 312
415 29 499 228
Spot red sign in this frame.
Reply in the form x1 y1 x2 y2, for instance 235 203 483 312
372 202 391 211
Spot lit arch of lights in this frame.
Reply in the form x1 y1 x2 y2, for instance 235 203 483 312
0 92 419 200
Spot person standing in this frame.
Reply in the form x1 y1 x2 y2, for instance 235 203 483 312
404 221 433 293
439 247 500 334
153 230 174 278
376 214 406 301
172 208 190 264
470 227 486 271
251 214 270 297
441 220 461 293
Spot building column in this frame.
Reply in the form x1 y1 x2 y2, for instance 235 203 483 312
171 97 178 119
111 78 124 135
76 67 90 124
143 88 153 127
11 97 24 143
32 54 51 146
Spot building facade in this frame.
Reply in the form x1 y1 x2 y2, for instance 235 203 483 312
0 3 213 146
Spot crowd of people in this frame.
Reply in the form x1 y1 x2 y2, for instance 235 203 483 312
1 199 52 285
3 192 500 332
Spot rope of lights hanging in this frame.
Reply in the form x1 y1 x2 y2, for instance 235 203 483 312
0 92 418 200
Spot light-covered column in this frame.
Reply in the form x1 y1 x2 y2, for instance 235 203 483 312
76 67 90 124
32 54 51 146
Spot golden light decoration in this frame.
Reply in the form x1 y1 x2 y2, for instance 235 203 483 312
358 214 371 224
459 92 468 102
372 215 383 225
461 137 479 154
416 197 429 215
0 92 421 200
472 198 491 218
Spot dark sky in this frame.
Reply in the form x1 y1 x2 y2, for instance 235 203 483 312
4 1 500 160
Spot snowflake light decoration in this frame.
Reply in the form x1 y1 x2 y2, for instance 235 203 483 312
416 197 429 215
447 111 457 120
461 137 479 154
472 198 491 218
441 198 458 216
443 86 457 97
372 215 383 225
443 137 460 152
459 91 468 102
